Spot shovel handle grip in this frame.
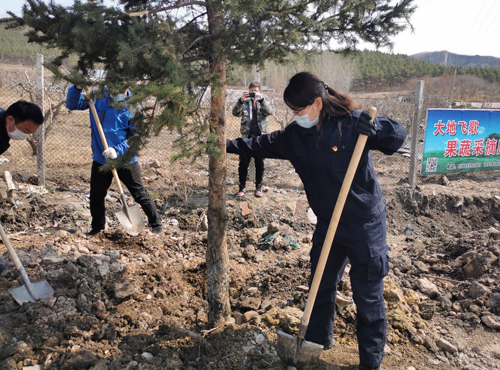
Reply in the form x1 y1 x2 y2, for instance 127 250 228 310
86 90 127 197
299 107 377 335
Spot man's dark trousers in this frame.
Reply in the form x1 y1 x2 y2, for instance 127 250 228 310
89 161 161 230
238 154 264 189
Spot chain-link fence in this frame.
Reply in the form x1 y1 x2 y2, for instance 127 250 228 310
1 64 495 191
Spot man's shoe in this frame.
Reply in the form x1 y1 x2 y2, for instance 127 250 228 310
151 225 163 234
236 188 246 198
85 228 104 236
359 365 380 370
0 262 6 274
254 184 263 197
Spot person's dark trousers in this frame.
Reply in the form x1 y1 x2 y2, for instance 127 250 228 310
89 161 161 230
238 155 265 190
238 133 265 190
255 157 264 187
305 222 388 368
304 234 348 346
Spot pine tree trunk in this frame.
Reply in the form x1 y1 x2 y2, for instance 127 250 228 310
206 2 231 325
206 57 231 326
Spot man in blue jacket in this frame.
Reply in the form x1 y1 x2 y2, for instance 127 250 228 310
0 101 44 274
66 85 162 235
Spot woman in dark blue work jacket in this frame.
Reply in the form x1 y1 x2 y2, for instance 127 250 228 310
226 72 407 370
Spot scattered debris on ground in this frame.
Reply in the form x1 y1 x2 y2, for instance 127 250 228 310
0 160 499 370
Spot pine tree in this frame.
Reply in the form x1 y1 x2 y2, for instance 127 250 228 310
10 0 416 326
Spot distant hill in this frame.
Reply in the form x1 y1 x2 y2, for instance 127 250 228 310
411 51 500 68
0 24 55 64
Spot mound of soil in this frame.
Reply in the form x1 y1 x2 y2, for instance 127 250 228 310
0 159 499 370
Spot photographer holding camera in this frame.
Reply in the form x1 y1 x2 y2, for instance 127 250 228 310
232 82 273 197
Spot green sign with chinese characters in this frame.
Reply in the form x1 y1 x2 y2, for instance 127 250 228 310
421 109 500 175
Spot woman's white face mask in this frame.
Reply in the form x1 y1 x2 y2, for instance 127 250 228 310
294 105 319 129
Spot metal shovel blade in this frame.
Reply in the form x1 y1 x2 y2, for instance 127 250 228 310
115 203 145 236
9 280 54 305
277 331 324 367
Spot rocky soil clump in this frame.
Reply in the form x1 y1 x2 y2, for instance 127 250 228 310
0 162 499 370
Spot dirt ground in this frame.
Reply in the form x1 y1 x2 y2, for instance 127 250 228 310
0 153 499 370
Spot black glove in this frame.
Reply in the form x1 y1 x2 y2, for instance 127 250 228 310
355 111 376 137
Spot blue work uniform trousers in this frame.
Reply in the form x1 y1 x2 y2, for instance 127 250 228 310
304 217 389 368
89 161 161 230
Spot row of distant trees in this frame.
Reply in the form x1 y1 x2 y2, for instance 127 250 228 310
351 51 500 90
228 50 500 92
3 24 500 96
229 51 357 92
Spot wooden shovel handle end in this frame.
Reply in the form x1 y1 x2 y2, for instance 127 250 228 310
367 107 377 121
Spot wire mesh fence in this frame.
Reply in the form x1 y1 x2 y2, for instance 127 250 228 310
1 69 496 193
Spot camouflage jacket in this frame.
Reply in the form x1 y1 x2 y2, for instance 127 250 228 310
232 97 273 138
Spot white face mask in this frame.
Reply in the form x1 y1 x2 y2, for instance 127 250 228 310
8 127 30 140
294 105 319 129
111 89 131 103
112 93 128 102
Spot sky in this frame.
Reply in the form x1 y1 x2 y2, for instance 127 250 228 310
1 0 500 59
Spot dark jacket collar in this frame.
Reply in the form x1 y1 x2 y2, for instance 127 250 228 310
0 109 11 155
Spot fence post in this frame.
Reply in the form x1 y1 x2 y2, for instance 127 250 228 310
35 54 46 186
408 80 424 188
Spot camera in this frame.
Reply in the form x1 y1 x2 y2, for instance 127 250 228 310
247 92 263 100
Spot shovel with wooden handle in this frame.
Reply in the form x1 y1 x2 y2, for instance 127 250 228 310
0 221 54 305
87 93 145 236
277 107 378 367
